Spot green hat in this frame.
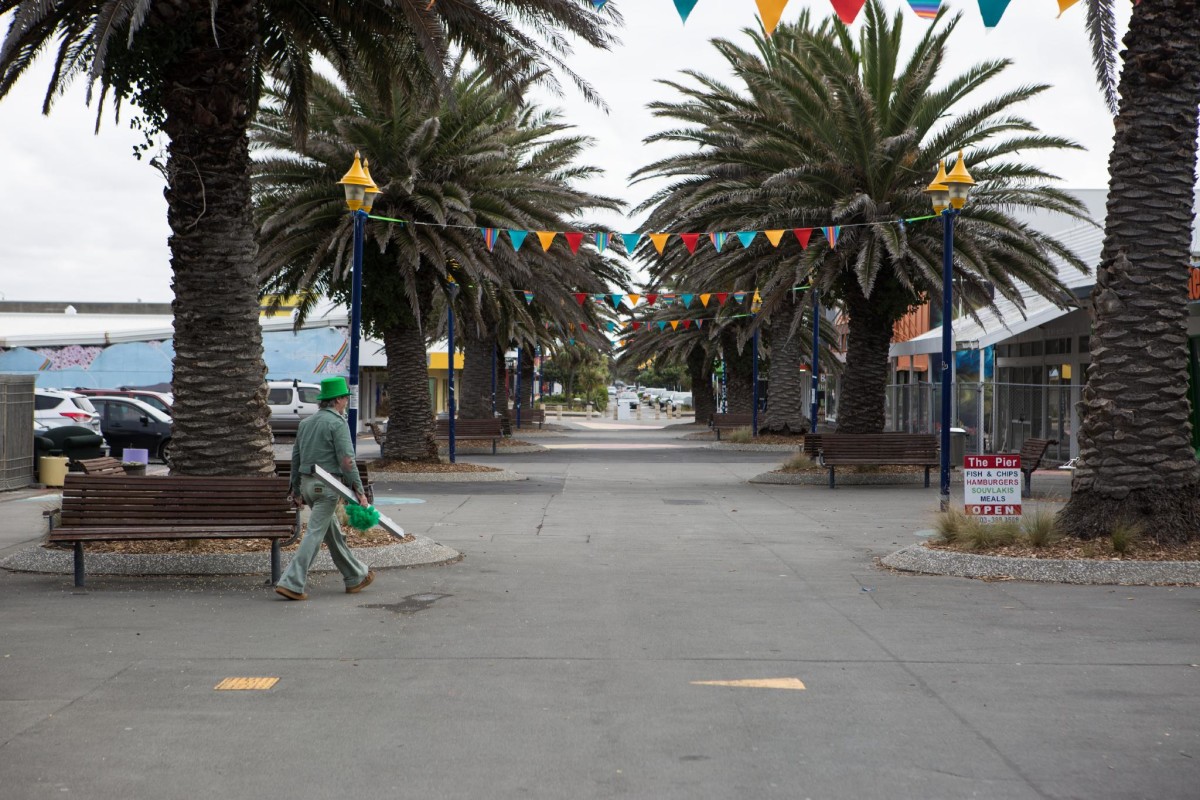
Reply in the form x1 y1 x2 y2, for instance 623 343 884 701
317 376 351 401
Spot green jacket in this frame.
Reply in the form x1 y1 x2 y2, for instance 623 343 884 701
289 408 363 495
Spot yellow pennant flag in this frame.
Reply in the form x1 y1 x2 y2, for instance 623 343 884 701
670 320 680 331
700 293 712 308
755 0 790 35
1057 0 1080 15
649 233 671 254
536 231 557 251
765 229 786 247
627 294 641 307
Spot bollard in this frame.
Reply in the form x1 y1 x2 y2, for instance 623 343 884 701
613 404 618 420
655 406 660 420
636 405 642 420
557 404 563 422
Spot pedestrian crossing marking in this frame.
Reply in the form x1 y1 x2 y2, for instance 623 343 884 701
214 677 279 691
691 678 806 690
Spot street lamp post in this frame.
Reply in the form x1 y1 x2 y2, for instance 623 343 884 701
337 152 380 452
751 293 762 437
810 288 820 434
446 277 459 463
925 152 975 511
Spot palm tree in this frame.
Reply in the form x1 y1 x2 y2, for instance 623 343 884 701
634 2 1089 436
254 67 621 461
0 0 620 474
1056 1 1200 541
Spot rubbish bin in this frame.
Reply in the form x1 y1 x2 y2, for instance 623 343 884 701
38 456 70 488
123 448 150 465
949 427 967 467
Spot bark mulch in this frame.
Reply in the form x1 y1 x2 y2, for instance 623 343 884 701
369 459 501 473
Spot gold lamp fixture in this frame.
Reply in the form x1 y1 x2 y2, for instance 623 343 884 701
924 159 950 215
338 151 379 212
943 150 975 209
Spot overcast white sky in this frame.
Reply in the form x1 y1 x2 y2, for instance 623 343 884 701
0 0 1129 303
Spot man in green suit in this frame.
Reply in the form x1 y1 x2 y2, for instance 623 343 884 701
275 376 374 600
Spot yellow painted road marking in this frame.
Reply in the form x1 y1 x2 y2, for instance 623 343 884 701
214 677 279 691
691 678 806 690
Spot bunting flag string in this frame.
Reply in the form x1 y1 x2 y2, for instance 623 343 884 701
516 287 803 313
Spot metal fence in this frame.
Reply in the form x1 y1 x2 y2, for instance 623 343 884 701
0 374 36 490
884 381 1074 462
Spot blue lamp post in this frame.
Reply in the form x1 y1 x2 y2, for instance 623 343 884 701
446 277 459 463
751 293 762 437
337 152 380 452
810 288 820 434
925 152 975 511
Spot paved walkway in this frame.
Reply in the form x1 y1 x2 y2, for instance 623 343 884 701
1 422 1197 799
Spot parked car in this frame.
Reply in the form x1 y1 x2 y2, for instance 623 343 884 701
34 388 101 432
267 379 321 434
75 387 173 416
87 396 173 461
616 390 639 410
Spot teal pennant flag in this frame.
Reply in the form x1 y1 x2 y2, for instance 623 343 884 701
621 233 642 254
591 0 609 8
977 0 1011 27
674 0 700 22
508 230 528 252
658 321 668 331
680 294 695 308
611 294 625 310
737 231 757 249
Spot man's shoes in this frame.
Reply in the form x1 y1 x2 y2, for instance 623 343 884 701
275 586 308 601
346 571 375 594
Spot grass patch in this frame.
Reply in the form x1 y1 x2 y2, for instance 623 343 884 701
723 427 755 444
781 453 818 472
932 508 972 545
1109 520 1144 554
1021 508 1063 548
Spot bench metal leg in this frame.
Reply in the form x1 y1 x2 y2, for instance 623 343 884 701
492 438 497 455
924 467 930 488
828 467 836 489
270 540 281 585
73 542 85 588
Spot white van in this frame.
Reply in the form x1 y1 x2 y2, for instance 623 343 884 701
267 380 321 433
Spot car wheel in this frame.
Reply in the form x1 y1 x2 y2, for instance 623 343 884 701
158 439 172 464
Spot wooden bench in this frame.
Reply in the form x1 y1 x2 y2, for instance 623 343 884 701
74 457 126 476
274 460 373 504
817 433 939 488
802 435 822 459
711 412 754 440
1016 437 1058 497
513 407 545 429
435 418 505 454
48 475 296 588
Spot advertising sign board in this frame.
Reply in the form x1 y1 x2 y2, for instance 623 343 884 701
963 454 1022 523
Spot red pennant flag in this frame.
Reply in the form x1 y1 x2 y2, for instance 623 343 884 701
682 320 693 330
716 292 729 306
632 321 642 330
565 232 586 255
680 233 701 254
829 0 866 24
573 293 587 306
794 228 813 249
580 323 589 332
644 293 659 306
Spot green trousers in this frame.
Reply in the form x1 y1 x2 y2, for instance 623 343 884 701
277 474 370 593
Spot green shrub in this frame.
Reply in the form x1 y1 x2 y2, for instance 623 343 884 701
933 508 971 545
724 427 754 444
959 517 1019 550
781 453 817 472
1021 509 1063 548
1109 520 1144 554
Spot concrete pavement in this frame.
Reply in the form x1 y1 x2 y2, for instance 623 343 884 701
1 421 1198 799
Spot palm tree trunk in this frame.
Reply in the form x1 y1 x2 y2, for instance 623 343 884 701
761 304 810 434
720 329 755 414
837 280 893 434
459 332 496 419
381 320 439 462
519 349 536 409
688 346 716 424
1059 0 1200 542
160 0 273 475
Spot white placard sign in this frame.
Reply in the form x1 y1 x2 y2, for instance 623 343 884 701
963 454 1022 523
312 464 406 539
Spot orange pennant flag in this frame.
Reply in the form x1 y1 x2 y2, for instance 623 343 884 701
670 320 680 331
627 294 641 307
536 231 557 251
755 0 790 35
649 233 671 254
1057 0 1080 15
699 293 712 308
765 229 786 247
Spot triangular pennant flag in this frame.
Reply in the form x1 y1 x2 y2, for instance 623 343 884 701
680 233 701 254
611 294 625 310
906 0 940 19
645 293 659 306
716 292 729 306
632 321 642 331
574 293 588 306
621 233 642 254
596 232 610 253
682 319 693 330
670 320 680 331
793 228 814 249
509 230 529 252
696 319 705 329
649 233 671 254
565 232 586 255
733 292 747 304
569 338 575 346
580 323 588 332
977 0 1011 27
710 232 728 253
591 0 608 9
1056 0 1080 13
830 0 866 24
765 229 786 247
823 226 841 249
662 296 675 307
523 291 534 305
700 294 712 308
628 294 641 307
674 0 700 22
756 0 791 35
481 228 499 252
737 231 758 249
680 294 695 308
658 321 667 331
606 321 615 332
537 231 557 251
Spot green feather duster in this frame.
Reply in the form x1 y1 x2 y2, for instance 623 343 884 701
344 503 381 532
